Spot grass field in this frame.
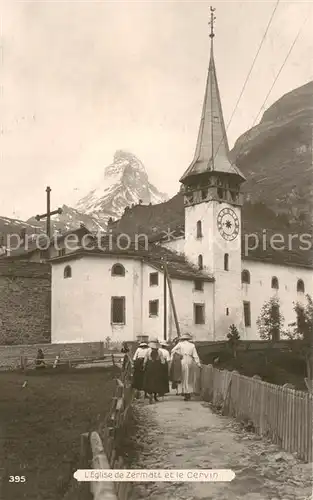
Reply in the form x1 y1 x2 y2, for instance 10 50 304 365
0 367 117 500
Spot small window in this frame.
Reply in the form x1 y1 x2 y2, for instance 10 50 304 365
194 303 205 324
198 254 203 270
64 265 72 279
224 253 229 271
196 220 202 238
111 263 125 276
149 272 159 286
271 276 279 289
226 307 229 316
243 301 251 327
297 279 305 293
58 248 66 257
149 300 159 317
201 189 208 200
194 279 204 291
111 297 126 324
241 269 250 284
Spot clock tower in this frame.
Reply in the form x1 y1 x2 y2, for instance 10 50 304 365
180 7 246 338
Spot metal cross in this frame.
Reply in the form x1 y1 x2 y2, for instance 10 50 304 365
35 186 62 239
209 6 216 39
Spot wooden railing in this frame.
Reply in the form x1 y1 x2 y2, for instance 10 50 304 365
200 364 313 462
73 354 134 500
19 353 124 370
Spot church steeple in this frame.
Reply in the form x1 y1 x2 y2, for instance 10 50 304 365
180 7 245 185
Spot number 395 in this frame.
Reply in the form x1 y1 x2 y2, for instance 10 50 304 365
9 476 26 483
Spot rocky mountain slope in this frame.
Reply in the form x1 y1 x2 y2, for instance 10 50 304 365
25 150 168 235
230 80 313 222
0 81 311 246
76 150 167 221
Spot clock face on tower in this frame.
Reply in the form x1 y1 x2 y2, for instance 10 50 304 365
217 208 240 241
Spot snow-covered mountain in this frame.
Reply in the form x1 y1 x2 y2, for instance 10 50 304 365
75 150 168 222
24 150 167 234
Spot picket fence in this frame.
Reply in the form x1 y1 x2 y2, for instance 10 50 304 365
200 365 313 462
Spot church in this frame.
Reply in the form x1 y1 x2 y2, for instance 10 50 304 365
50 22 312 345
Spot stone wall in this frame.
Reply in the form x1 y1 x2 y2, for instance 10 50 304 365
0 341 105 370
0 260 51 345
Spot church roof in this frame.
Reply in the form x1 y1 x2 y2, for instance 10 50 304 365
180 33 245 184
106 193 313 270
49 240 214 282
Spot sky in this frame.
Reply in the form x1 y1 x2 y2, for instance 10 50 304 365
0 0 312 220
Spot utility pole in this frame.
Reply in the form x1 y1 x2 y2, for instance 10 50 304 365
163 260 167 341
163 260 180 338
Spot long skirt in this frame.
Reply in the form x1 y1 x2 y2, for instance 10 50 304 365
143 359 164 395
160 361 170 395
132 358 145 390
181 359 197 394
169 352 182 390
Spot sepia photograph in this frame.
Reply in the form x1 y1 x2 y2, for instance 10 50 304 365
0 1 312 499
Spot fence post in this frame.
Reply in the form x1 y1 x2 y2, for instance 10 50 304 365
79 432 90 468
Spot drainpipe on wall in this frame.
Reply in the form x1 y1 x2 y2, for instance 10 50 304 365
212 278 216 341
140 259 143 338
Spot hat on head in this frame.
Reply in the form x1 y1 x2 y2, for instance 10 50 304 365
139 342 148 347
149 342 159 349
180 333 192 341
160 340 168 347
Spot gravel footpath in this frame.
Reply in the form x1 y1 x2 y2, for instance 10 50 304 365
128 392 312 500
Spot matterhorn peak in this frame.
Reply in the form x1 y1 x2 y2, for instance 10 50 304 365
75 151 167 222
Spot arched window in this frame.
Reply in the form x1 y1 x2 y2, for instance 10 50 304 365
111 263 125 277
198 254 203 270
196 220 202 238
224 253 229 271
297 279 305 293
241 269 250 284
64 265 72 279
271 276 279 289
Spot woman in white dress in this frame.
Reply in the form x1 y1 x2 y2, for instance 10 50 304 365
170 333 201 401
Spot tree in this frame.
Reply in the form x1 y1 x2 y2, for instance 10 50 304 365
256 297 284 341
227 324 241 358
283 294 313 386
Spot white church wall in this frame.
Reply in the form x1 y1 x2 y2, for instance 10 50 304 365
241 259 313 339
51 256 141 343
168 279 214 341
141 264 168 340
160 237 185 254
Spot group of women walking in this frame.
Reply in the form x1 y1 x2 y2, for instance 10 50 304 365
131 333 201 403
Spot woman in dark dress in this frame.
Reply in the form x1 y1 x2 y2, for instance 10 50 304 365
159 341 170 397
169 338 182 395
132 342 149 397
143 341 165 404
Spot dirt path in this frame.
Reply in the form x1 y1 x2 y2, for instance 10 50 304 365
129 392 312 500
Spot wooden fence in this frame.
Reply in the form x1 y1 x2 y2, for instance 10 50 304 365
200 364 313 462
19 353 124 370
75 354 134 500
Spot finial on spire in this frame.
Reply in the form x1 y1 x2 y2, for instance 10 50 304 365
209 6 216 38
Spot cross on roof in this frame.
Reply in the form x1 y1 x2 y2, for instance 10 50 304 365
209 6 216 39
35 186 62 239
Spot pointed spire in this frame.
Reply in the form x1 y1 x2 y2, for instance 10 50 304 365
180 7 245 183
